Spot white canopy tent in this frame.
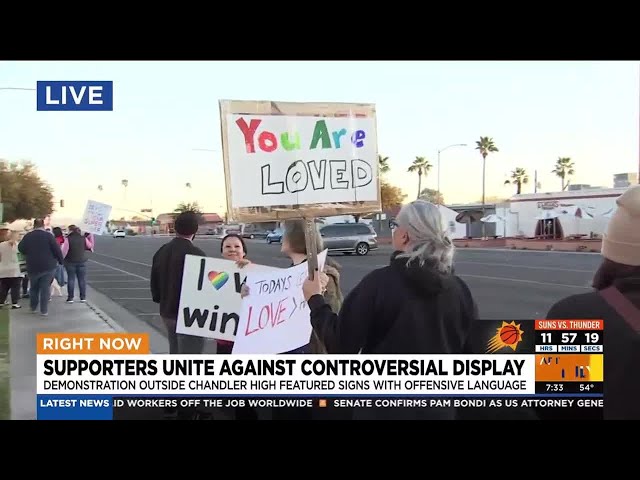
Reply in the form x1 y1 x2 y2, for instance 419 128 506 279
558 205 595 236
481 214 506 237
602 206 617 218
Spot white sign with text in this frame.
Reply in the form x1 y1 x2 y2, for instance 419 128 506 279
226 114 378 208
232 250 327 354
79 200 112 235
176 256 278 341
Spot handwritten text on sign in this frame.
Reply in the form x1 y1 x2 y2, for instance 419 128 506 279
79 200 112 235
233 250 327 354
226 114 378 208
177 256 278 341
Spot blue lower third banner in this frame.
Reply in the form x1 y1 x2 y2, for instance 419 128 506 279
37 395 113 420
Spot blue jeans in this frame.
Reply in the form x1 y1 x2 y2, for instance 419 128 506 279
65 262 87 300
29 269 56 314
54 264 67 287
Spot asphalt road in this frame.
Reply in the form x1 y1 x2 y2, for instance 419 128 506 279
85 235 602 336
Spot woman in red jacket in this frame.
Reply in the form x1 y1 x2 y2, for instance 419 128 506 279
50 227 67 297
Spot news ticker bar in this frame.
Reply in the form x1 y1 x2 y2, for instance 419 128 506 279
36 395 604 420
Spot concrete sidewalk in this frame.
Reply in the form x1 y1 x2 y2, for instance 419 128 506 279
8 285 221 420
9 296 124 420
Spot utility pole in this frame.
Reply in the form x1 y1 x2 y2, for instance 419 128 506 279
534 170 538 193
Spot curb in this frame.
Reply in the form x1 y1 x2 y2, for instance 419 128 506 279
454 247 601 255
84 300 125 333
83 285 170 354
0 308 10 421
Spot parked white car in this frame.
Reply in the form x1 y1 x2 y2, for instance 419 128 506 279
112 229 126 238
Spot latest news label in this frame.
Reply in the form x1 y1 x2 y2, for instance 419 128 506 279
36 81 113 111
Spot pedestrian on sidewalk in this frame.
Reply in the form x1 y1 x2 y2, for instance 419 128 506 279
150 211 206 355
49 227 67 298
0 231 24 309
61 225 93 303
17 218 64 316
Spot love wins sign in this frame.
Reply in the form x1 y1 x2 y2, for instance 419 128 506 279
177 255 279 342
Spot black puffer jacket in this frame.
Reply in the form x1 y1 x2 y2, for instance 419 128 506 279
308 252 478 420
309 252 477 355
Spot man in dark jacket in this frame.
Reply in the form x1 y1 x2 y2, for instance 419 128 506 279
150 212 206 354
17 218 64 316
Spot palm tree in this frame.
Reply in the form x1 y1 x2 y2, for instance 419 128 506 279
378 155 390 175
504 167 529 194
475 136 499 238
552 157 575 191
174 201 204 224
407 156 432 199
175 201 202 214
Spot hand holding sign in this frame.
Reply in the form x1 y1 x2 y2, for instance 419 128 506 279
303 269 326 301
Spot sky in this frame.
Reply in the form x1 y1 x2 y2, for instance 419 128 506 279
0 60 638 224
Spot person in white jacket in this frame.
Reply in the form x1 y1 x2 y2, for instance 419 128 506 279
0 231 23 309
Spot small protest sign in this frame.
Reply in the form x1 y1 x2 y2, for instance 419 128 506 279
232 250 327 354
176 256 279 341
79 200 112 235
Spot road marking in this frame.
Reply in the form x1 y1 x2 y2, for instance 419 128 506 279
456 261 594 273
457 247 600 256
88 273 137 277
88 279 148 283
88 259 149 280
92 253 152 267
99 287 150 290
111 297 154 300
459 274 590 289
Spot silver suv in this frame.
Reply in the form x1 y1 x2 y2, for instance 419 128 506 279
319 223 378 256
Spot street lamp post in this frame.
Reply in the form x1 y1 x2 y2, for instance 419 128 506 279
437 143 467 204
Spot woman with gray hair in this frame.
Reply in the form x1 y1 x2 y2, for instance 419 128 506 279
302 200 478 418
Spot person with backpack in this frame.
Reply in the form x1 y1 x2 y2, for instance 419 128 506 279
545 185 640 420
61 225 94 303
